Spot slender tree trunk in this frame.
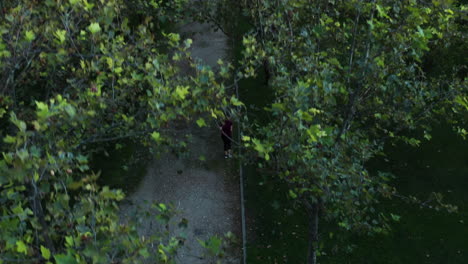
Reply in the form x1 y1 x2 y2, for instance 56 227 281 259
29 182 55 252
305 201 319 264
263 58 271 85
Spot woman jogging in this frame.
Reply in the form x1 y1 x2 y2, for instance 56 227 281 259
220 119 233 158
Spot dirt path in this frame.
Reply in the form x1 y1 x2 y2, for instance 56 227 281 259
124 20 241 264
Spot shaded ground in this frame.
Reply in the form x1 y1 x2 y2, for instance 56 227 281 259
122 20 241 264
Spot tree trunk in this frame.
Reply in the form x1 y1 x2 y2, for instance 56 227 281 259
263 58 271 85
29 182 55 252
305 202 319 264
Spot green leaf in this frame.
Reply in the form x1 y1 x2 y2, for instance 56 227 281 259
55 254 77 264
12 205 24 216
106 57 114 69
252 138 271 160
0 107 6 118
417 26 425 37
76 154 88 164
252 138 265 153
88 22 101 34
19 121 26 132
196 118 206 127
36 101 49 118
455 96 468 109
271 103 285 111
199 236 223 256
230 96 244 106
16 240 27 254
289 190 298 199
374 56 385 67
17 149 29 161
307 125 323 142
24 30 35 42
151 131 160 141
139 248 150 258
184 38 192 48
338 221 350 230
54 29 67 43
10 113 28 132
166 33 180 44
376 4 389 19
423 132 432 141
390 213 401 222
83 0 95 10
3 135 16 144
175 86 189 100
457 127 467 140
3 152 14 164
34 171 40 182
41 245 51 260
64 105 76 118
65 236 74 247
407 137 421 147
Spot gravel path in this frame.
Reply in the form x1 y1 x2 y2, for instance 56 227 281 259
124 19 241 264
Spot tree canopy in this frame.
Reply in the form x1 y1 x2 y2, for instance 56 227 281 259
0 0 235 262
0 0 466 263
237 0 467 262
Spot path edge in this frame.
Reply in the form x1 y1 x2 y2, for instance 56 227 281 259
235 80 247 264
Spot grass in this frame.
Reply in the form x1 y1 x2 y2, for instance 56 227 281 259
226 7 468 263
241 121 468 264
91 139 149 195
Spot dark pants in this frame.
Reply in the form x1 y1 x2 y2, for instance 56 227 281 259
222 135 231 151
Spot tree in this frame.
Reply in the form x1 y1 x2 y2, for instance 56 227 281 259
237 0 467 263
0 0 236 262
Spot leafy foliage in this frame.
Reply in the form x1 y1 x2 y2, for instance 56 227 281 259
0 0 235 262
198 232 238 264
235 0 467 262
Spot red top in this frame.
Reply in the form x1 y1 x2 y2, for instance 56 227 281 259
222 120 233 137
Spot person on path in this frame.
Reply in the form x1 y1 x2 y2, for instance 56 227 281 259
220 119 233 158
